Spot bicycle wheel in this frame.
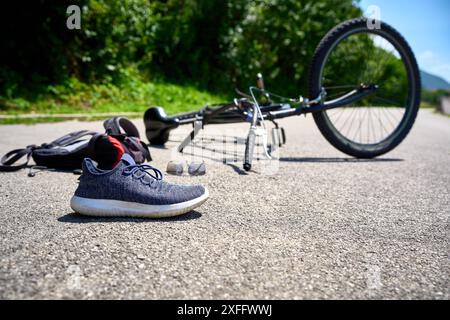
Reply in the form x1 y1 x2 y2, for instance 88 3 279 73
309 18 421 158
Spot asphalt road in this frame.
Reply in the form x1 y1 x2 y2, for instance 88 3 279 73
0 109 448 299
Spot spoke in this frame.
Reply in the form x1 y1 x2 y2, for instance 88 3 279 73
373 38 396 83
385 106 403 124
352 110 361 142
327 107 348 127
326 89 354 100
381 106 399 131
337 107 357 134
345 106 360 138
359 35 373 82
372 107 379 143
393 106 406 120
377 107 390 137
373 96 404 108
372 107 380 141
366 107 371 143
336 108 355 132
324 85 358 89
352 107 368 143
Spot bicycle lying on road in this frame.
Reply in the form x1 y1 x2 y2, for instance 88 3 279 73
144 18 421 171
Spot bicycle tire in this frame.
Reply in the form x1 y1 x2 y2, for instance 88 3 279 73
309 18 421 158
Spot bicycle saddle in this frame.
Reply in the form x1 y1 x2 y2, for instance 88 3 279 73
144 107 180 145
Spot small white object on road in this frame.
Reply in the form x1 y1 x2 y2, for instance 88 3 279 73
166 161 184 175
188 161 206 176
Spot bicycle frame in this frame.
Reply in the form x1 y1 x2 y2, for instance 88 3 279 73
144 73 379 169
174 83 378 127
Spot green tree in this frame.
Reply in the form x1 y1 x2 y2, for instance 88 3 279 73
0 0 364 104
224 0 362 95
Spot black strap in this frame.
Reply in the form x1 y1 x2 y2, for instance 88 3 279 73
0 145 36 172
104 117 140 138
50 130 98 147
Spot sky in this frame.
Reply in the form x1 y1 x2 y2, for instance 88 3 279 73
359 0 450 82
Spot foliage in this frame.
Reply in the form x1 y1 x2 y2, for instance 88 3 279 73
0 66 226 115
0 0 363 113
322 33 410 108
421 89 450 109
225 0 361 95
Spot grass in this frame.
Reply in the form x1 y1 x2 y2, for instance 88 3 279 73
420 101 436 109
1 71 447 125
0 70 228 124
0 114 146 125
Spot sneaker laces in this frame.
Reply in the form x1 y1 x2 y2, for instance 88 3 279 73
122 164 163 187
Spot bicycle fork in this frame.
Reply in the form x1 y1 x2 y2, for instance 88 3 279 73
243 96 272 171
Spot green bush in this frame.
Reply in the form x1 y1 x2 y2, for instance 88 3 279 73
225 0 361 95
421 89 450 108
0 0 363 110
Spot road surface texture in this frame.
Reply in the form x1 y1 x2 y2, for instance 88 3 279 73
0 109 448 299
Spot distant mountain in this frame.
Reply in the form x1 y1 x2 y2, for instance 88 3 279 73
420 70 450 90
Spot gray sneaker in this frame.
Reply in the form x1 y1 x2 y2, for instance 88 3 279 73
71 154 209 218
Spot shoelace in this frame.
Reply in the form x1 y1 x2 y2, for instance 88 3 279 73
122 164 163 187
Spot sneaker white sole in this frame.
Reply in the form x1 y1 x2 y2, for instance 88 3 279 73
70 188 209 218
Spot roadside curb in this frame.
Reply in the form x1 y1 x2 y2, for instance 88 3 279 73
0 112 142 120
